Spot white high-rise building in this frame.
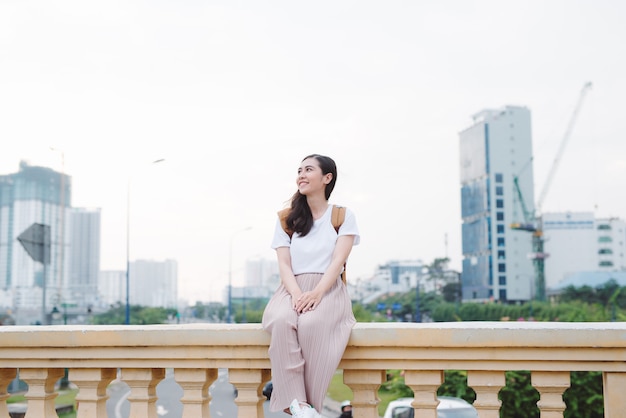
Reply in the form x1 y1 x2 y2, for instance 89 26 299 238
245 257 278 288
543 214 626 290
98 270 126 307
459 106 535 302
68 208 101 307
130 259 178 308
542 212 597 289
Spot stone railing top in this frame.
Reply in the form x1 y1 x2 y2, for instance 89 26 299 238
1 321 626 349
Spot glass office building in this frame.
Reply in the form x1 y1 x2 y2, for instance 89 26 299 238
459 107 535 302
0 161 71 309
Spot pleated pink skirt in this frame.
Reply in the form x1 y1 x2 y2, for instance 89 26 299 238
262 273 356 412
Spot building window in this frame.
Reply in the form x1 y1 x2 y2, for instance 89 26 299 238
599 236 613 243
599 248 613 255
497 237 505 247
598 224 611 230
599 261 614 267
497 212 504 221
495 173 503 183
498 263 506 272
497 224 505 234
496 186 503 196
496 199 504 208
499 289 507 301
499 276 506 285
498 250 505 260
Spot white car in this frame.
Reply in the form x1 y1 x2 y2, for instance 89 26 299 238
383 396 478 418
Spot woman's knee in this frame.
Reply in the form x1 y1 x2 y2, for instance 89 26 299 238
265 311 297 333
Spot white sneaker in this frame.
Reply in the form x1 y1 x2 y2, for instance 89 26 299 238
289 399 321 418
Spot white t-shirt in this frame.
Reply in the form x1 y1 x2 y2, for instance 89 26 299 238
271 205 360 275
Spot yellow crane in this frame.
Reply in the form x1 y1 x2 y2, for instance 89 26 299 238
511 81 593 301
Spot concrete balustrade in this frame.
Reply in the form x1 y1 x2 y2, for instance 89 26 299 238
1 322 626 417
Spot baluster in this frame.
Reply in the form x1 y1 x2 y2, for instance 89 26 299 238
532 371 569 418
122 368 165 418
343 370 385 418
229 368 271 418
404 370 443 418
468 370 504 417
0 369 17 418
20 368 65 418
174 368 217 418
603 372 626 418
70 368 116 418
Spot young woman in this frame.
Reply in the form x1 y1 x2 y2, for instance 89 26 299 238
262 154 359 418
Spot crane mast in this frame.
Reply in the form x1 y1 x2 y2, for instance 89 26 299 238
511 82 592 301
536 81 593 213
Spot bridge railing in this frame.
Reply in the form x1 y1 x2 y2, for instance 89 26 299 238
1 322 625 417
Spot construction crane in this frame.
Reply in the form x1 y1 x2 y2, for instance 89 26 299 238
511 81 593 301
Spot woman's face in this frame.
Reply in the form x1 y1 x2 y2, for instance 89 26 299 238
296 157 332 197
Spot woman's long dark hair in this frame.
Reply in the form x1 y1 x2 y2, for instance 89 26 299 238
286 154 337 237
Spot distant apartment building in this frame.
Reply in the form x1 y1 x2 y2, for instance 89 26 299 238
68 208 101 307
98 270 126 307
378 259 426 292
459 106 535 302
130 259 178 308
245 257 278 288
543 212 597 289
357 259 428 304
543 213 626 289
0 161 71 309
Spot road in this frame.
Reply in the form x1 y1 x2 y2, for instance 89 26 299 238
106 369 338 417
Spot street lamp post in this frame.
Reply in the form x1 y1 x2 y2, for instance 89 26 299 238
228 227 252 323
49 147 66 318
241 286 247 323
125 159 165 325
415 280 422 323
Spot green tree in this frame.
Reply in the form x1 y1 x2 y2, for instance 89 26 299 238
437 371 476 403
563 371 604 418
499 371 540 418
352 302 379 322
426 257 450 294
91 304 176 325
442 282 462 303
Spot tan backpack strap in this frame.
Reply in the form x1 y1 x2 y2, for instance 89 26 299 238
331 205 346 232
277 208 293 238
331 205 348 284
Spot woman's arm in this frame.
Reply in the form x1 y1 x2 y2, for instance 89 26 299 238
294 234 356 313
276 247 302 308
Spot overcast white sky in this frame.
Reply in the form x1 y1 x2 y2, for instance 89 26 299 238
1 1 624 303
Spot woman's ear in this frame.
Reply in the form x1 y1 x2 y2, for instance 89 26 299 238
323 173 333 184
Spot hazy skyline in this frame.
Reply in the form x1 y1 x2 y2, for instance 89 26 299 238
2 1 625 303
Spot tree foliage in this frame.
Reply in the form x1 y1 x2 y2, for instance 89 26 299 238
437 370 476 403
563 371 604 418
91 303 177 325
499 371 540 418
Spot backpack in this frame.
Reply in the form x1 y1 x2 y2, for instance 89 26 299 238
277 205 347 284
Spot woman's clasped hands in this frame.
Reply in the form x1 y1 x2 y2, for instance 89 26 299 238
293 290 322 314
